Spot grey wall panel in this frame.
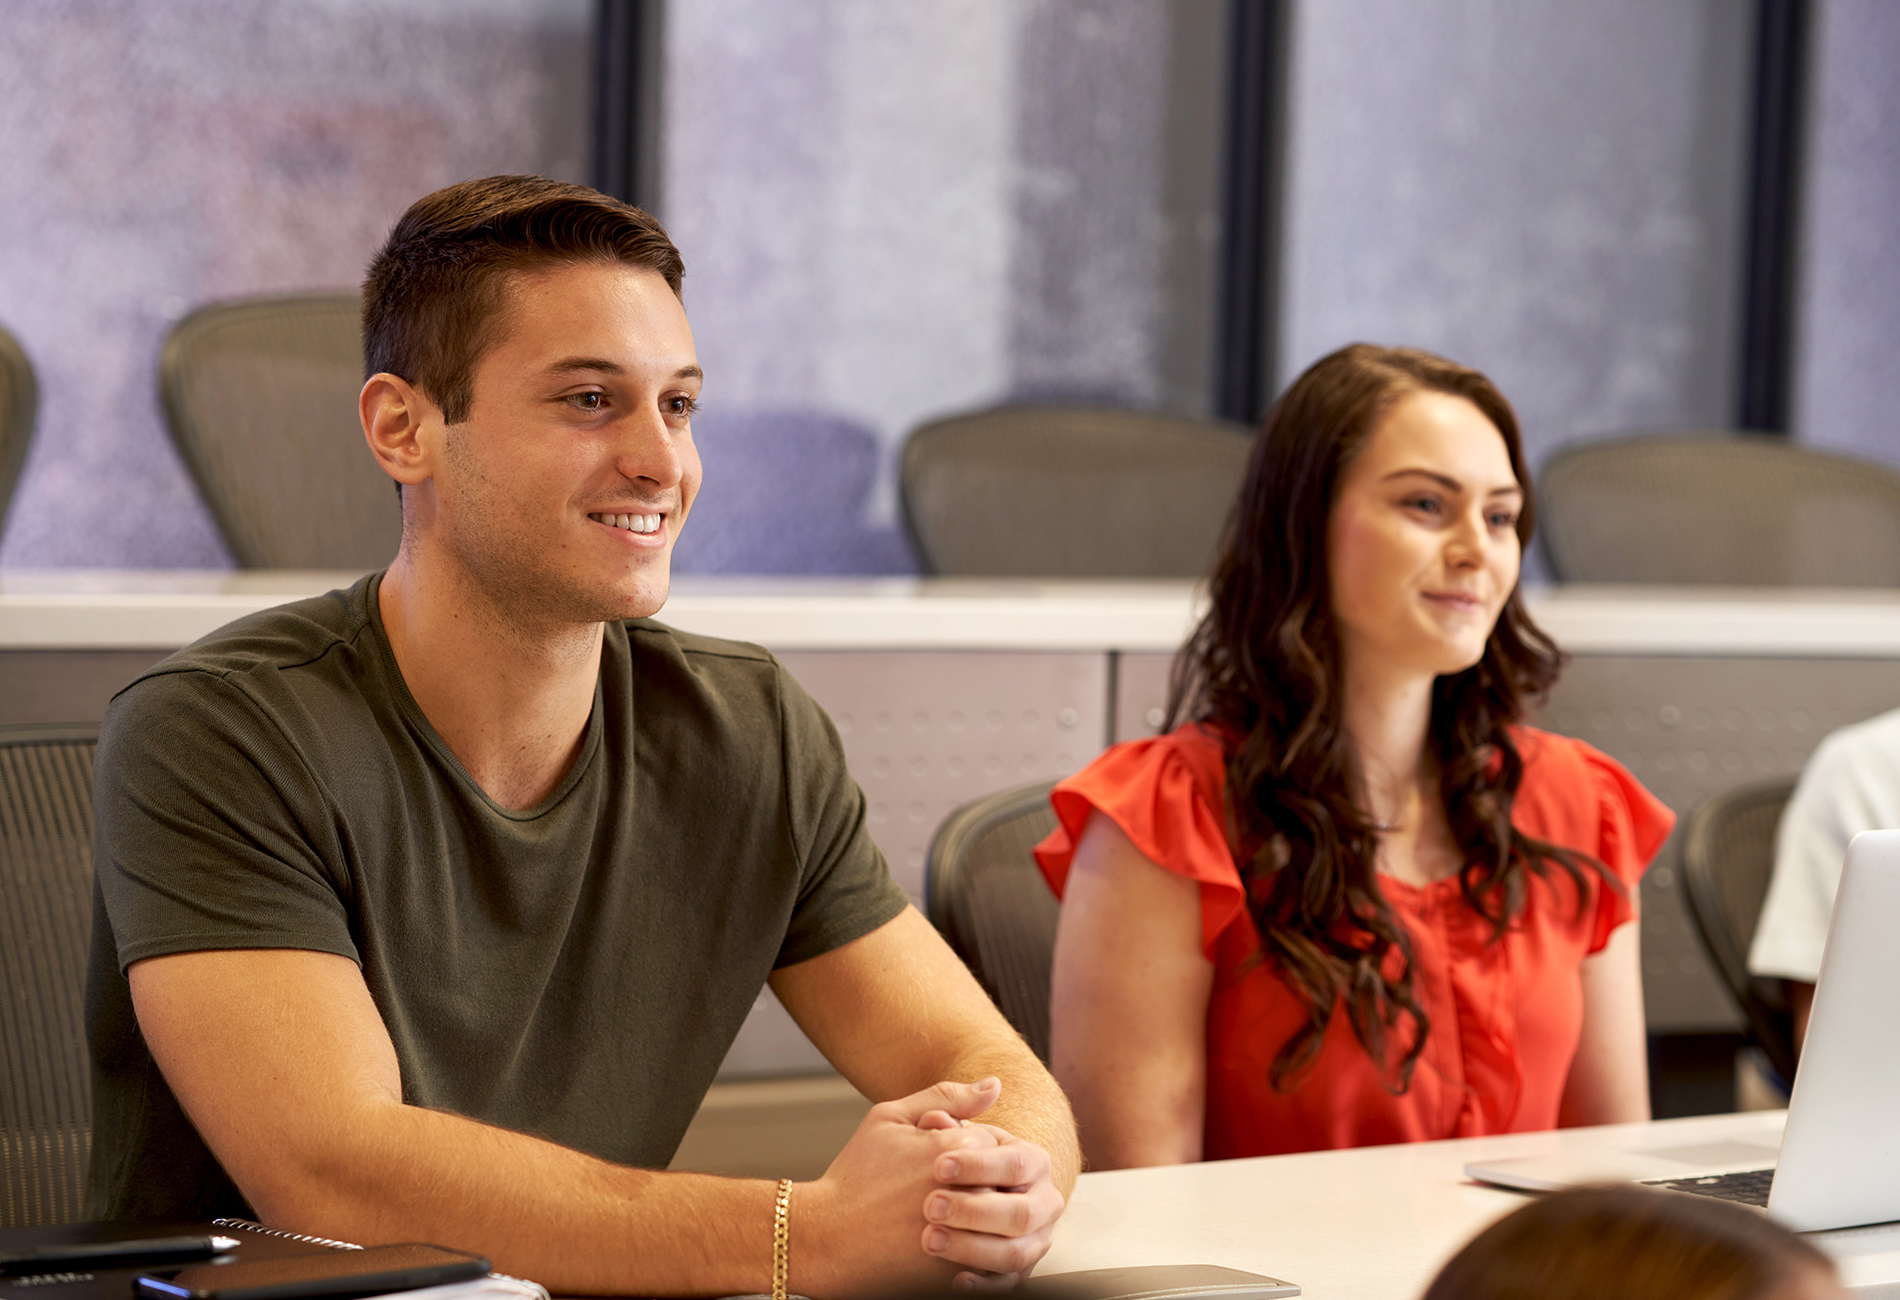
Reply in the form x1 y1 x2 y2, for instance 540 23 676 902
719 648 1110 1078
777 650 1110 901
0 651 170 727
1791 0 1900 465
1277 0 1754 479
1114 650 1177 743
1537 657 1900 1032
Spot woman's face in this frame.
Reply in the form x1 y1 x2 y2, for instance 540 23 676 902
1325 389 1523 682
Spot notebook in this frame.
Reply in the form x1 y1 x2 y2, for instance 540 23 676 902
1464 828 1900 1231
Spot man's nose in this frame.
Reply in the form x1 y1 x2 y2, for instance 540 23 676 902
615 404 683 490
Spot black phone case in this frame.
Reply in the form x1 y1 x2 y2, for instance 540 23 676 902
136 1243 488 1300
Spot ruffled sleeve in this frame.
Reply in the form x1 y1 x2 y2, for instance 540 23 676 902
1033 726 1246 959
1511 728 1676 953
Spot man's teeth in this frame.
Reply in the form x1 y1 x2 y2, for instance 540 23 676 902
590 512 662 534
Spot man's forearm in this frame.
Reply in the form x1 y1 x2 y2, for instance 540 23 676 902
255 1097 777 1297
771 910 1082 1197
950 1043 1080 1193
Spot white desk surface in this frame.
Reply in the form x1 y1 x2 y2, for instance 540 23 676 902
1040 1110 1900 1298
4 571 1900 655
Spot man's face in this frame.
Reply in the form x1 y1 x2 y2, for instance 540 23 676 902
428 261 702 627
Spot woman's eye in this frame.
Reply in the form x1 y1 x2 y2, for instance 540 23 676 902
665 394 699 417
1489 510 1519 528
1403 495 1443 515
567 392 605 411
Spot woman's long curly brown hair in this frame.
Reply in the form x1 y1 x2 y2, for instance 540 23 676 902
1167 343 1601 1092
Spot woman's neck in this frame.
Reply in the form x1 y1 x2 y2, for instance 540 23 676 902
1339 654 1437 828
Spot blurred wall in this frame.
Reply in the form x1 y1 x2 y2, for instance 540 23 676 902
662 0 1226 576
2 0 1893 572
0 0 590 567
1276 0 1755 476
1791 0 1900 463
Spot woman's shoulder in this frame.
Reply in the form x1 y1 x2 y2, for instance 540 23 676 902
1511 725 1641 798
1509 725 1675 883
1036 724 1239 887
1066 722 1229 799
1034 723 1250 958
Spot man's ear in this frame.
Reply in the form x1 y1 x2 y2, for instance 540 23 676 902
360 373 437 490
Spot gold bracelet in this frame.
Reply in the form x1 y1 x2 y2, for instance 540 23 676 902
772 1178 792 1300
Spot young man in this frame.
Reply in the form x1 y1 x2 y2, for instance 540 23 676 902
86 176 1077 1297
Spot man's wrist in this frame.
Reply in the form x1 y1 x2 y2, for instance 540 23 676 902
772 1178 792 1300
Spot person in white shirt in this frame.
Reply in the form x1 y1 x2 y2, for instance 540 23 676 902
1748 706 1900 1046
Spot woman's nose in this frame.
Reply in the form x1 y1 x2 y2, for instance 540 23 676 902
1444 511 1487 567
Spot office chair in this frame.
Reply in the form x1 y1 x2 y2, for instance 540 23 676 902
1540 433 1900 585
1678 777 1800 1085
0 726 100 1227
900 406 1252 577
0 324 37 544
924 781 1060 1063
160 293 401 570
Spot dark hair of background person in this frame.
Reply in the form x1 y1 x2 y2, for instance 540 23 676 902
362 174 684 426
1166 342 1603 1093
1423 1185 1838 1300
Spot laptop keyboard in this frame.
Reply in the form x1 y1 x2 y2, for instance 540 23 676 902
1640 1167 1775 1206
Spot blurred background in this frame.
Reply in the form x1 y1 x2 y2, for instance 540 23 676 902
2 0 1893 574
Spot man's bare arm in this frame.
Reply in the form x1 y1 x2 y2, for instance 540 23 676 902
771 907 1079 1290
130 946 1004 1298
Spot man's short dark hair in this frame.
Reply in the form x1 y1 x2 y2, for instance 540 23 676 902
363 175 684 424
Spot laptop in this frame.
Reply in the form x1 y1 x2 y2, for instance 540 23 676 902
1465 828 1900 1232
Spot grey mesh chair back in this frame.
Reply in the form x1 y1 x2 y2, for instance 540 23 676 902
924 782 1060 1062
0 726 98 1227
1540 433 1900 585
0 324 37 543
1679 777 1799 1084
901 406 1252 576
160 294 400 569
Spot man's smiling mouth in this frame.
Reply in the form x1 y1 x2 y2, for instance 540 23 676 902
589 512 662 534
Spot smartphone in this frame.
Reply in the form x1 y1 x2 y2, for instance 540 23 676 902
135 1243 489 1300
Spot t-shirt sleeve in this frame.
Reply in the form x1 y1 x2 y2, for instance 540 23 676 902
772 662 911 968
1748 715 1900 982
1033 729 1245 960
94 668 359 973
1570 740 1676 954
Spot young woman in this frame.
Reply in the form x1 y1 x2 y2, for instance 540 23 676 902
1037 343 1673 1167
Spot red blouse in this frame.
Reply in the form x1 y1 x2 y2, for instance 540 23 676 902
1034 725 1674 1159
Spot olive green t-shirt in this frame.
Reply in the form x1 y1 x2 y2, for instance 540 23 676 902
85 573 908 1219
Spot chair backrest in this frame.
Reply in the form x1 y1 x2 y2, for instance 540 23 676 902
0 725 99 1227
0 323 37 544
160 294 401 570
1678 776 1800 1084
924 782 1060 1062
900 406 1252 577
1540 433 1900 585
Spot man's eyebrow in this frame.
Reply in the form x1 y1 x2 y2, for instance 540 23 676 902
544 357 624 376
541 360 704 381
1381 468 1522 496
